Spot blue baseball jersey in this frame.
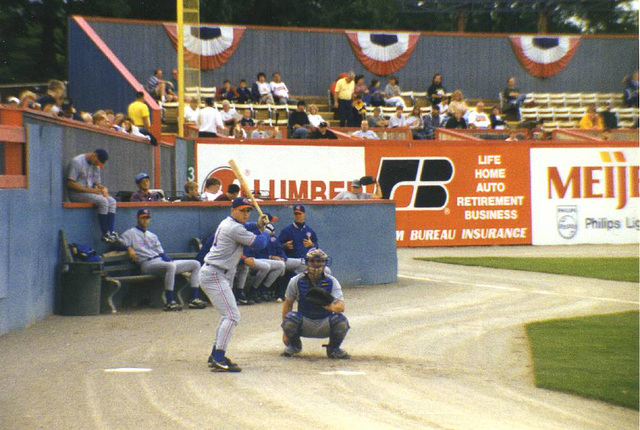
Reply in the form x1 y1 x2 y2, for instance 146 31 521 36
285 273 343 320
278 222 318 258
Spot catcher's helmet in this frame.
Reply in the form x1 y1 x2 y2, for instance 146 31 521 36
305 248 331 277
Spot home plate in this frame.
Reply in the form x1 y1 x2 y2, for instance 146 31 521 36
104 367 153 373
319 370 365 376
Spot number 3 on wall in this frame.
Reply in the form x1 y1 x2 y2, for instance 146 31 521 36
187 167 195 182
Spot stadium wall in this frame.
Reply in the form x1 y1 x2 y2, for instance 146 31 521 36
78 17 638 105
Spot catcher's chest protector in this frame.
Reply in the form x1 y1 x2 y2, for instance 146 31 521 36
298 277 333 320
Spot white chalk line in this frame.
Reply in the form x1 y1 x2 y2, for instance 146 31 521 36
103 367 153 373
319 370 366 376
398 274 639 305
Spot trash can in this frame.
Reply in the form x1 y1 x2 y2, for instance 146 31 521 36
59 261 103 316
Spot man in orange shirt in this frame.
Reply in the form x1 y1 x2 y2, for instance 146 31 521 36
579 106 604 130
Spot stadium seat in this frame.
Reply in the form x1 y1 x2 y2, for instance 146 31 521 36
580 93 597 106
548 93 565 107
537 108 554 122
531 93 550 107
553 107 570 122
617 108 635 122
563 93 581 107
569 107 586 120
519 107 538 121
596 93 614 106
542 121 559 130
558 120 578 129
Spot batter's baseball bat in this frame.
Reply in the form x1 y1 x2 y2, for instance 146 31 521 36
228 159 264 217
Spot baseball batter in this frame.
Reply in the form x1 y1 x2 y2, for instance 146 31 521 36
201 197 270 372
281 248 350 359
120 209 206 311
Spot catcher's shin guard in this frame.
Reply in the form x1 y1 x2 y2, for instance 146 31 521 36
281 311 303 349
328 313 350 349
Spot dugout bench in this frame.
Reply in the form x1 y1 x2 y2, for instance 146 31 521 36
59 231 203 314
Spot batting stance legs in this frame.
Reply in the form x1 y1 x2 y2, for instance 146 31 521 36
200 265 241 355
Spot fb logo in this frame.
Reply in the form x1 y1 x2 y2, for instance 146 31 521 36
377 157 454 210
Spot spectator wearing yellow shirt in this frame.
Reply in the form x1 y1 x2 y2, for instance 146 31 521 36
127 91 157 145
333 71 355 127
579 106 604 131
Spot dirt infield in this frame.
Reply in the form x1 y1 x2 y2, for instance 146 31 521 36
1 245 638 429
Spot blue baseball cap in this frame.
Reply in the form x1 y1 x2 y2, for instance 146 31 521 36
232 197 252 210
135 172 150 183
95 148 108 167
137 208 151 218
293 204 305 213
264 212 279 222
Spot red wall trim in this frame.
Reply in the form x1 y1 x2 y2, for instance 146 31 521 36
0 175 27 188
0 125 26 143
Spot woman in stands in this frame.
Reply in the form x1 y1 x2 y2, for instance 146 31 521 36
448 90 469 119
353 75 370 104
427 73 447 107
383 76 407 109
368 79 385 107
406 106 425 139
307 104 325 129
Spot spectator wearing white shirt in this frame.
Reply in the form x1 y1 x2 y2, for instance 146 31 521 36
388 105 407 128
307 104 325 129
252 72 275 105
184 97 200 123
201 177 223 201
220 100 240 132
467 102 491 129
351 120 380 139
198 97 224 137
270 72 297 105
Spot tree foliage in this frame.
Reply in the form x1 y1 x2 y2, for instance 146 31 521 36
0 0 636 84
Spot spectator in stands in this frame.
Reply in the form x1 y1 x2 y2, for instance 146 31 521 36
601 102 618 130
334 71 355 127
5 96 19 106
121 117 151 140
251 120 274 139
623 71 639 107
37 79 66 115
217 79 238 101
19 90 38 109
169 69 179 96
309 122 337 139
39 97 58 115
388 105 407 128
384 76 407 109
288 100 310 139
131 172 162 202
406 106 425 139
80 112 93 123
505 131 519 141
181 181 201 202
59 99 82 121
427 73 447 107
202 177 223 200
184 97 200 123
220 100 240 131
270 72 296 105
329 73 348 111
438 96 450 120
127 91 157 144
147 69 177 102
236 79 252 103
66 148 119 243
422 104 444 139
468 102 491 129
579 105 605 130
367 106 389 128
448 90 469 118
252 72 275 104
353 75 370 104
368 79 385 107
349 94 367 127
92 110 111 129
445 108 468 129
198 97 224 137
239 108 255 127
490 106 507 130
231 122 248 139
502 77 526 118
351 120 379 139
214 184 241 201
333 178 382 200
307 104 325 129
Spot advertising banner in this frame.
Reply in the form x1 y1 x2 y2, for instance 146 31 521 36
531 146 640 245
365 142 532 246
196 142 365 200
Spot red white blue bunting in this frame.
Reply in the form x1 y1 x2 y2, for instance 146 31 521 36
164 24 245 70
509 35 581 79
345 31 420 76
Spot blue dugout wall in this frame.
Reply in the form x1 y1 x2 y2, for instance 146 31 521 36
0 113 397 336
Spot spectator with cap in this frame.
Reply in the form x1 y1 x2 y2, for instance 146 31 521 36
288 100 311 139
181 181 201 202
309 122 337 139
214 184 241 201
278 204 319 275
333 178 382 200
351 120 380 139
201 177 223 201
120 209 206 311
66 148 119 243
131 173 163 202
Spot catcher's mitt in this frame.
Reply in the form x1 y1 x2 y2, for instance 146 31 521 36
305 287 334 306
359 176 376 186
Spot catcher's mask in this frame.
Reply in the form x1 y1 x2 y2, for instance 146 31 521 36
305 248 331 277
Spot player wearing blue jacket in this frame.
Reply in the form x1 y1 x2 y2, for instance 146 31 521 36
278 204 318 273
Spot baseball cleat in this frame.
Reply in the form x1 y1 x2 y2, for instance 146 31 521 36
101 233 114 243
281 345 302 357
209 359 241 372
208 354 238 368
325 347 350 360
188 298 207 309
163 301 182 312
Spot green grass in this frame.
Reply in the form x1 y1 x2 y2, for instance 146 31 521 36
415 257 639 282
526 311 639 409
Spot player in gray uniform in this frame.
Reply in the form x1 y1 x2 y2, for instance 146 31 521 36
66 148 119 243
281 248 350 359
333 178 382 200
202 197 270 372
120 209 206 311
